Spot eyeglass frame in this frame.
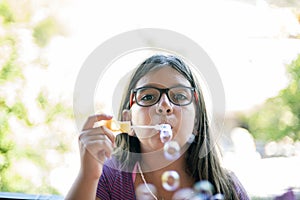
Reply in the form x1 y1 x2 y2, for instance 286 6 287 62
130 86 196 107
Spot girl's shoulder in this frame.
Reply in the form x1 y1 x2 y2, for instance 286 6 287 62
228 171 250 200
97 157 136 199
103 156 135 173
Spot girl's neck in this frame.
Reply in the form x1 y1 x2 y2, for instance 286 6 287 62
136 154 195 200
140 150 186 172
140 141 191 172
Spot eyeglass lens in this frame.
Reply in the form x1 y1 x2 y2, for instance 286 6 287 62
134 87 193 106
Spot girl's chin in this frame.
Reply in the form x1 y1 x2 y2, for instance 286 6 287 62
140 139 165 152
149 137 165 149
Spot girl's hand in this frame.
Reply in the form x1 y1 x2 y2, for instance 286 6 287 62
78 114 115 180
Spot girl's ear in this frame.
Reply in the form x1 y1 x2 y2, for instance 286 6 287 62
122 109 131 121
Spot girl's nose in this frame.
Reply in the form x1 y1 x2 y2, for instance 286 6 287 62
156 94 173 115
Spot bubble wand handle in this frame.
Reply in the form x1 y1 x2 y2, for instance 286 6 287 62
96 119 171 140
131 125 161 130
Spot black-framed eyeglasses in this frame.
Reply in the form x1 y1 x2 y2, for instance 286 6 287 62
131 86 195 107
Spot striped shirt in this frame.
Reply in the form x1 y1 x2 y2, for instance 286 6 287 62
96 158 250 200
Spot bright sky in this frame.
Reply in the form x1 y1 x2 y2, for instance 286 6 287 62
46 0 300 114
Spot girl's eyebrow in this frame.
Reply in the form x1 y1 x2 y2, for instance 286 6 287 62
137 83 191 88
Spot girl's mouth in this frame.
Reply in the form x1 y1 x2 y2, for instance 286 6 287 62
158 124 173 143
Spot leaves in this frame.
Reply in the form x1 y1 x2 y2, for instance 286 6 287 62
240 54 300 141
0 1 15 24
0 0 72 195
33 17 61 47
0 36 23 84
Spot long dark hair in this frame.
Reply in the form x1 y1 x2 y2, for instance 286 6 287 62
115 54 240 199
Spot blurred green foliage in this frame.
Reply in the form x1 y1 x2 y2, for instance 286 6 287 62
0 36 23 84
239 54 300 141
0 0 72 195
33 17 61 48
0 1 15 24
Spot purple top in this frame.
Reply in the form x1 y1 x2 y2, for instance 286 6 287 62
96 158 250 200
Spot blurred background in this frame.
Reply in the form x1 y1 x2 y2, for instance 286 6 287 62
0 0 300 199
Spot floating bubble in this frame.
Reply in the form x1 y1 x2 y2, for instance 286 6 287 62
187 134 195 143
161 170 180 191
136 183 158 200
164 140 181 160
193 180 214 196
189 193 209 200
172 187 195 200
212 193 224 200
159 124 172 143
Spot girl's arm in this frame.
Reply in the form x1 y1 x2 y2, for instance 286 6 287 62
65 114 115 200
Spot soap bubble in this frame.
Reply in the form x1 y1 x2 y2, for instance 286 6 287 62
161 170 180 191
159 124 172 143
212 193 224 200
164 140 181 160
193 180 214 196
187 134 195 143
136 183 158 200
172 187 195 200
189 193 209 200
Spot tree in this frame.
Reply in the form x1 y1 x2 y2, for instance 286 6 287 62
0 0 73 194
239 54 300 142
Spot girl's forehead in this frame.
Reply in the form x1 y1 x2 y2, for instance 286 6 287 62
135 66 191 88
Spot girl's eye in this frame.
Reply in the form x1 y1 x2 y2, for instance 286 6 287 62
173 93 188 100
141 94 155 101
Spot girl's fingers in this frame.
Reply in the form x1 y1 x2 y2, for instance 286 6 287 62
80 126 115 146
79 134 106 143
79 114 117 161
84 139 114 155
100 126 115 144
79 134 114 159
82 114 113 131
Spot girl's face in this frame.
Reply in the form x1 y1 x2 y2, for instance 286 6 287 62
130 66 196 152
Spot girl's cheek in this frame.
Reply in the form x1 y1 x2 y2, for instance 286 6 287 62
131 106 151 125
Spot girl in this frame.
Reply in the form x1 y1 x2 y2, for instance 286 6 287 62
66 54 249 200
